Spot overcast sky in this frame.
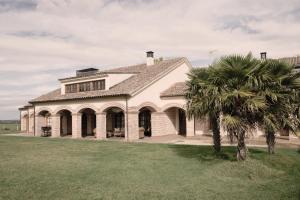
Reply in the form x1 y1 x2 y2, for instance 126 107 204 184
0 0 299 120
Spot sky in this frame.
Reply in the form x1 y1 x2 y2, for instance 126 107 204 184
0 0 300 120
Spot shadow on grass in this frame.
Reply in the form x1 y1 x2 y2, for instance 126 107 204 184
169 144 270 162
169 145 237 162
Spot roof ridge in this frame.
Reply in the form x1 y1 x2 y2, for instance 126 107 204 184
30 57 188 103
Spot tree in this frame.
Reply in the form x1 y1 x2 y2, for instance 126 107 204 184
187 53 300 159
214 53 266 160
186 67 222 153
253 59 300 154
187 53 266 160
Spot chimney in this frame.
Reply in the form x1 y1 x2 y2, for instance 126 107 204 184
260 52 267 60
146 51 154 66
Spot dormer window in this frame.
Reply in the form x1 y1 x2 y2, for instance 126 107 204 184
79 82 91 92
65 79 105 94
93 80 105 90
65 84 77 93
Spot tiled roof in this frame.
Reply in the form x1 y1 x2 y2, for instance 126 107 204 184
19 103 33 110
30 57 188 103
278 56 300 67
160 82 188 97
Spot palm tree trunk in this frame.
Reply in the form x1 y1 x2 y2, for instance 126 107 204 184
210 114 221 153
266 130 275 154
236 131 247 161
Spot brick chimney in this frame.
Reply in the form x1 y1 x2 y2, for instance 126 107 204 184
146 51 154 66
260 52 267 60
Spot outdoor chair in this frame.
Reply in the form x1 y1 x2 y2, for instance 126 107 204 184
114 128 121 137
41 126 51 137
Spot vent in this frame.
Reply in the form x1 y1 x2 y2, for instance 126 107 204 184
76 68 99 77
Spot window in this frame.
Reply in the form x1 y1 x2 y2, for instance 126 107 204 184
92 80 105 90
65 79 105 93
114 113 124 128
79 82 91 92
65 84 77 93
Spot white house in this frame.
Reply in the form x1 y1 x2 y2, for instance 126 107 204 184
19 52 212 140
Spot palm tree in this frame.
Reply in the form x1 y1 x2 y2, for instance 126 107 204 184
187 53 266 160
214 53 266 160
253 59 300 154
187 53 300 159
186 67 222 153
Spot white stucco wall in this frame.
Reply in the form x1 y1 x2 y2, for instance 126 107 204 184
128 63 190 109
34 96 127 115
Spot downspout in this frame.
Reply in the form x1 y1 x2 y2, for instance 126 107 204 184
125 95 129 142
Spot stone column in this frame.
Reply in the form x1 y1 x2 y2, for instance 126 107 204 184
151 112 164 137
126 110 139 141
186 117 195 137
219 113 227 137
29 115 34 135
35 115 43 137
72 113 82 139
51 114 60 138
96 112 107 139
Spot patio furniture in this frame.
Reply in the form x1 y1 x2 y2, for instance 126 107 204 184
41 126 51 137
114 128 121 137
107 129 114 138
139 127 145 139
120 128 125 137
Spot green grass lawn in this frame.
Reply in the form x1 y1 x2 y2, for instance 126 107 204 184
0 136 299 200
0 123 20 134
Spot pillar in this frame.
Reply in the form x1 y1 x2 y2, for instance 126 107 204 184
72 113 82 139
51 114 60 138
127 110 139 140
35 115 43 137
219 113 227 137
151 112 162 137
96 112 106 139
29 115 34 135
186 117 195 137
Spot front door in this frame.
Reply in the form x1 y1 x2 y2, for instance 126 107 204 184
178 109 186 136
139 110 151 137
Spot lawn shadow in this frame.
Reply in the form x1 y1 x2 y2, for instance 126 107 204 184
169 144 237 162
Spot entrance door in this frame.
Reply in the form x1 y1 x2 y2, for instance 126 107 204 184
139 110 151 137
178 109 186 136
82 113 87 137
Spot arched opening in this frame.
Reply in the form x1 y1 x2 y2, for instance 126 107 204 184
164 107 186 136
139 107 155 138
79 108 96 138
38 110 52 136
106 107 125 138
57 110 72 137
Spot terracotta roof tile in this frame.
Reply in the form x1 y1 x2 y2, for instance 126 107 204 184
30 57 187 103
278 56 300 67
160 82 187 97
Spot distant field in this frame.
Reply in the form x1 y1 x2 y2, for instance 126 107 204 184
0 123 20 134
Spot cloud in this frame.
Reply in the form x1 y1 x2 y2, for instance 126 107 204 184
0 0 299 119
0 0 37 12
